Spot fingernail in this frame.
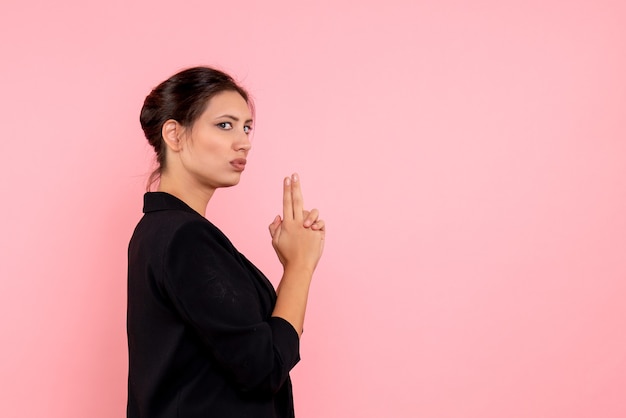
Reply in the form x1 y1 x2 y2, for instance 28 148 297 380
285 177 291 186
292 173 299 182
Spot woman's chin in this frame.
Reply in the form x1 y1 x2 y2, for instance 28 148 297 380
216 175 243 189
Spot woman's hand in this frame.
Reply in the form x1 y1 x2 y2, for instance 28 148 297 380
268 173 325 273
303 209 325 231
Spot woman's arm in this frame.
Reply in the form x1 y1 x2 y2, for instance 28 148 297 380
269 174 325 337
163 219 300 395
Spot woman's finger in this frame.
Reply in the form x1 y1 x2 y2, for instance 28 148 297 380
268 215 282 238
282 176 293 221
291 173 304 222
311 219 325 231
303 208 319 227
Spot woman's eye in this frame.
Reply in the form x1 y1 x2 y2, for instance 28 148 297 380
243 125 253 134
217 122 233 129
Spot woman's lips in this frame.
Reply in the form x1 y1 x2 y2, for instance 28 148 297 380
230 158 247 171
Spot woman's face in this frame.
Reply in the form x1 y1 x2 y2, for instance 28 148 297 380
178 90 253 191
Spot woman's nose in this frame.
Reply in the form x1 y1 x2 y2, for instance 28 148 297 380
235 132 252 151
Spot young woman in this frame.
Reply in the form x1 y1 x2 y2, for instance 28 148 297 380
127 67 325 417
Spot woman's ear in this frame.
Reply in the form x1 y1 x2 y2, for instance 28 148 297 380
161 119 185 152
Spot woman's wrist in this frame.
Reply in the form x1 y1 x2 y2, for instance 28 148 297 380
282 263 315 281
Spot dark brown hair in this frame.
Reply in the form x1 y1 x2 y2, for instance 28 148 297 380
140 66 252 189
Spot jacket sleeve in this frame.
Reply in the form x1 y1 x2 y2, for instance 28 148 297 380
161 220 300 395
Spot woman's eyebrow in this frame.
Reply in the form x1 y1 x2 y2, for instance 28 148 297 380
215 114 253 124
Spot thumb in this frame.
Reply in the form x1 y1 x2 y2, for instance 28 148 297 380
268 215 282 238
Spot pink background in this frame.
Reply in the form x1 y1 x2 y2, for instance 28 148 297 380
1 0 625 417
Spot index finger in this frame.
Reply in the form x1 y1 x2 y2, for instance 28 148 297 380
283 176 293 220
291 173 304 222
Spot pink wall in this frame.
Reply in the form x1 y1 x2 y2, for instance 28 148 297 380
1 0 625 416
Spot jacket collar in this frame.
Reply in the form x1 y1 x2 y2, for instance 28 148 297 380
143 192 197 214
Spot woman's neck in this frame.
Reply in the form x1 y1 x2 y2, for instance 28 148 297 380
157 174 215 216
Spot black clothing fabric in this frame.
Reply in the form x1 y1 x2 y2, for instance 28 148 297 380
127 192 300 418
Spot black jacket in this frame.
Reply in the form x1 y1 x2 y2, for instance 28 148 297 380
127 192 300 417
